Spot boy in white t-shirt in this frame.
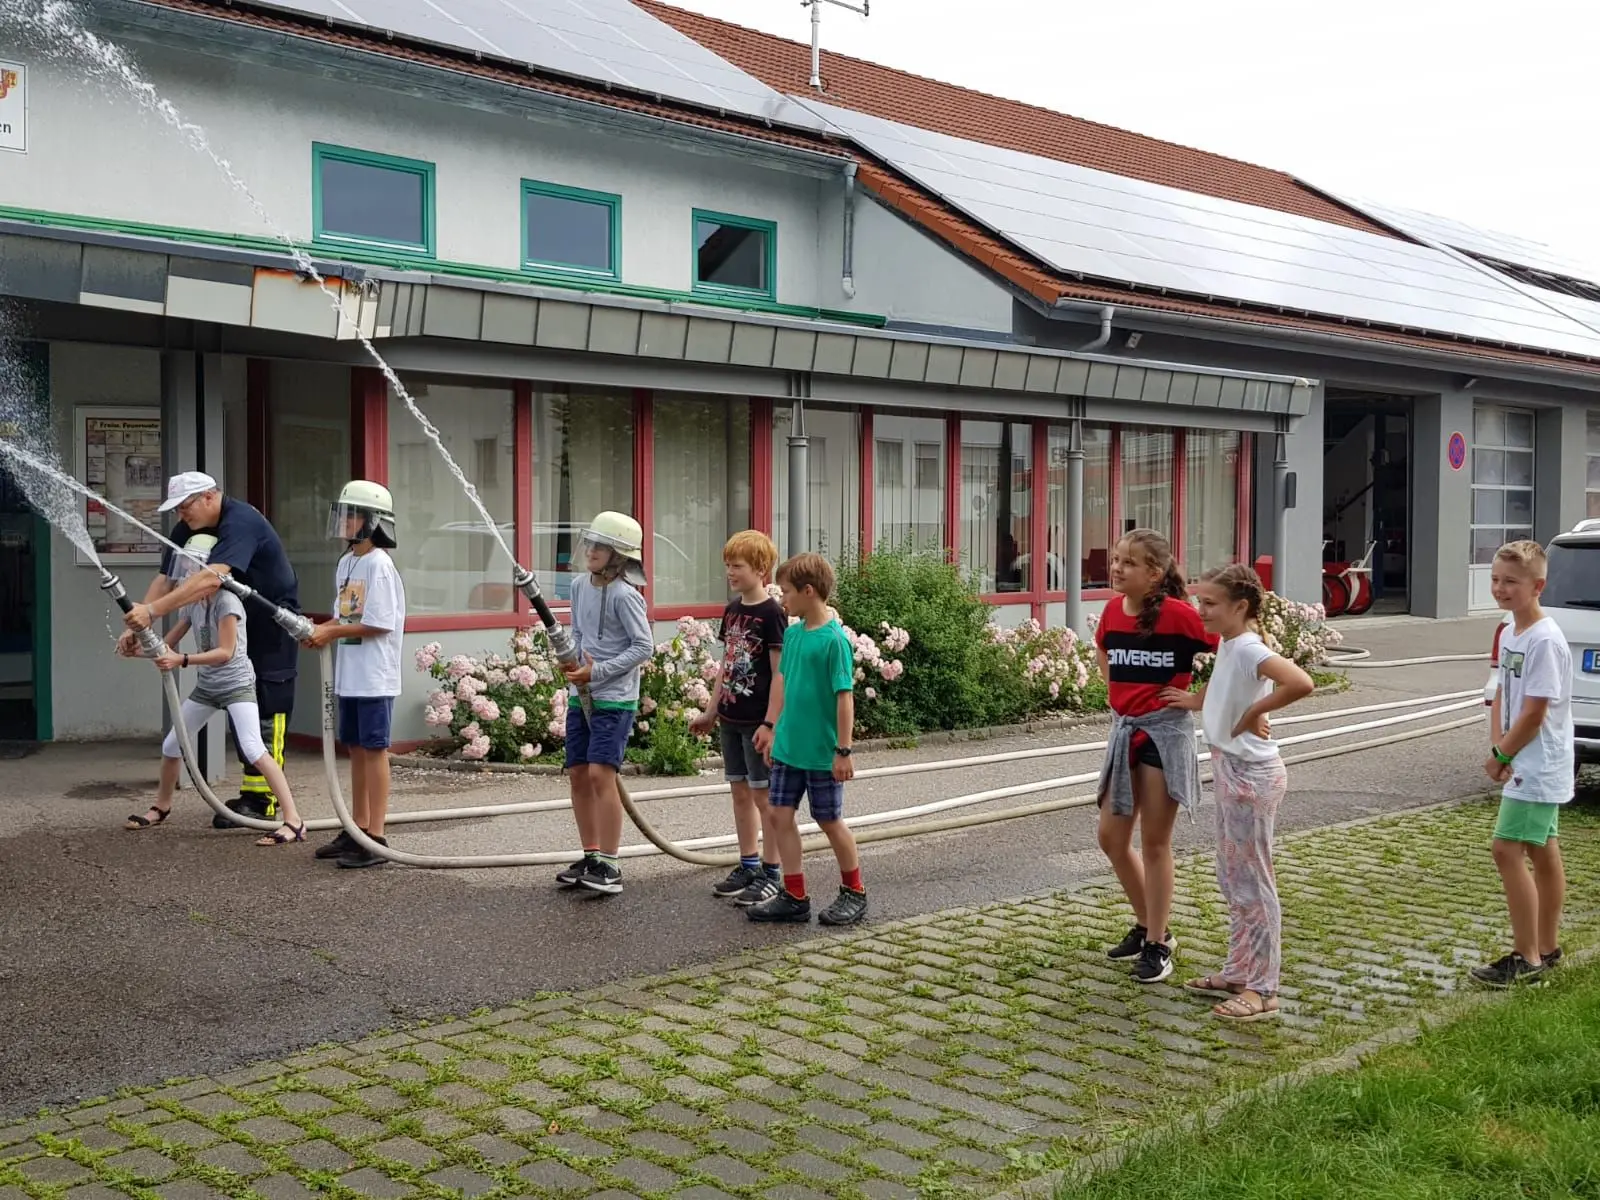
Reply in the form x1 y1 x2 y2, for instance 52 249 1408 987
1472 539 1572 987
302 481 407 870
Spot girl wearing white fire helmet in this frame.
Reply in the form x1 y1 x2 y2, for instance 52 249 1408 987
302 481 407 869
556 510 653 896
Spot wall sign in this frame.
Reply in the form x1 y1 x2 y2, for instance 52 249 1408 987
0 61 25 154
1447 431 1467 472
75 407 164 566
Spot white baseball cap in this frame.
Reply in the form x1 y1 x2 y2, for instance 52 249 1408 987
158 471 219 513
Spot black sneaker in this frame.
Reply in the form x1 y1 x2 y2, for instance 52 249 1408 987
1470 953 1545 988
1542 947 1563 969
1107 924 1146 960
818 886 869 927
336 835 389 870
713 864 762 898
732 876 781 907
1133 940 1174 984
577 860 624 895
747 890 812 923
314 830 357 860
556 857 591 887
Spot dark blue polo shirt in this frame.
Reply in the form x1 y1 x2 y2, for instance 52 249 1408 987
164 497 301 682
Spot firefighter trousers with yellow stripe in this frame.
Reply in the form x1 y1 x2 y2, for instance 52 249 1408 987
230 677 295 817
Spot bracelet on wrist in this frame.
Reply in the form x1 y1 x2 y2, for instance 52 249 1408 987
1492 745 1515 766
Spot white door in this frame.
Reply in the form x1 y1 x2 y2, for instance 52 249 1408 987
1468 404 1536 612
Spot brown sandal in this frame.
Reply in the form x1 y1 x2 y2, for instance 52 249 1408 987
1213 991 1278 1022
1183 974 1242 998
125 806 171 830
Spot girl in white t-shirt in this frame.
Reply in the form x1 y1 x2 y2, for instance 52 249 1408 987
1161 564 1313 1022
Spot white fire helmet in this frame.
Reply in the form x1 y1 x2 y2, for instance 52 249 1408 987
327 480 398 548
170 532 218 583
580 510 646 586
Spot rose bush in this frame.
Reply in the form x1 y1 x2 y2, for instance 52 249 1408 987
1185 592 1342 685
415 629 563 763
985 618 1104 713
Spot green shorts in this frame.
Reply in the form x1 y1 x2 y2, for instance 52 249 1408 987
1493 798 1561 846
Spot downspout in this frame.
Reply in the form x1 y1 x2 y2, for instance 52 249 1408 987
841 161 857 300
1054 298 1115 351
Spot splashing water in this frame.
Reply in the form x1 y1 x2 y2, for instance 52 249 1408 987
3 1 517 571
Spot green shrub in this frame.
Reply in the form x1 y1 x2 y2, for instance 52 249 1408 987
833 543 1032 732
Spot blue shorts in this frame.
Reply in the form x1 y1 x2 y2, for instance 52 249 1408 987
768 759 844 822
565 705 635 770
339 696 394 750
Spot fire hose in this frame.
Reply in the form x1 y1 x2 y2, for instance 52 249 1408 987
108 560 1493 872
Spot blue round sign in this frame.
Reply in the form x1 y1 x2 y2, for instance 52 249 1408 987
1447 431 1467 471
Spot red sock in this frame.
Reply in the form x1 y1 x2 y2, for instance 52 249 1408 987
783 873 808 901
841 866 864 893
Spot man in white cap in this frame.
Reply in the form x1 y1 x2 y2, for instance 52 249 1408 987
120 471 302 826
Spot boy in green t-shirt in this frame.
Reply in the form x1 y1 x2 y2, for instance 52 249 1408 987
749 552 867 926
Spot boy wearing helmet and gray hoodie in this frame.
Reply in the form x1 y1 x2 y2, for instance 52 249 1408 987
555 510 654 896
302 481 406 869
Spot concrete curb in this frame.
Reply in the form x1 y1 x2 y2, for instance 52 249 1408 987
388 679 1349 776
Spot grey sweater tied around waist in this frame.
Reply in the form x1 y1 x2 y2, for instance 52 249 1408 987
1097 704 1203 818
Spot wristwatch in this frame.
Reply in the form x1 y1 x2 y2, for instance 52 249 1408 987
835 746 853 758
760 720 774 730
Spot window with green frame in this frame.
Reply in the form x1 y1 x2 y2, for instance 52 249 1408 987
692 209 776 300
312 143 436 257
521 180 621 280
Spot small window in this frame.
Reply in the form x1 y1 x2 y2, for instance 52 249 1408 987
522 181 620 279
313 143 434 257
693 209 775 299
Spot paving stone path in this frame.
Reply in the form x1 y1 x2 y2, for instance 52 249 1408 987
5 800 1597 1200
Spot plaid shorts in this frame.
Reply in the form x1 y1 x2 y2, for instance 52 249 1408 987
768 759 844 822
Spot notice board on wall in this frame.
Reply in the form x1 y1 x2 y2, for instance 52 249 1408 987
76 407 164 565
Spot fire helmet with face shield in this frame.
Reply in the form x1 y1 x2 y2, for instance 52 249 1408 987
327 480 398 548
169 532 218 584
580 510 646 586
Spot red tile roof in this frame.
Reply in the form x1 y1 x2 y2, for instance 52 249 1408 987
638 1 1393 237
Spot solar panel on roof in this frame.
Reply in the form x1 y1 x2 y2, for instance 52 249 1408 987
800 98 1600 359
244 0 827 132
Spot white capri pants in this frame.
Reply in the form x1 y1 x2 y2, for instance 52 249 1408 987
161 697 267 764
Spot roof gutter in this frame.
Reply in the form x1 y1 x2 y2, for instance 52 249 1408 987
1054 297 1115 352
1106 300 1600 393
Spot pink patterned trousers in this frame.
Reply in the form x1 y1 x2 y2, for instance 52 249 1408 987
1211 752 1288 995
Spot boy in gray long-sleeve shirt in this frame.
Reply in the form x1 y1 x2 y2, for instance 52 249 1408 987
556 511 654 896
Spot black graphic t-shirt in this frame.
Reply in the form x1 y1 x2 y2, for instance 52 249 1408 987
717 597 789 726
1095 596 1216 720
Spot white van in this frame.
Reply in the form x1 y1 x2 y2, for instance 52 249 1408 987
1484 518 1600 768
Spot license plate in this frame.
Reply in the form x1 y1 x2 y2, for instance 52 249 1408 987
1585 650 1600 674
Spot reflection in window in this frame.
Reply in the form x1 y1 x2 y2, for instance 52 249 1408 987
270 362 351 614
653 395 750 606
314 144 433 254
1120 427 1174 537
772 406 859 561
389 380 516 614
874 414 945 552
694 212 774 298
1044 424 1111 589
1185 429 1240 577
961 421 1032 593
533 388 634 603
522 181 619 278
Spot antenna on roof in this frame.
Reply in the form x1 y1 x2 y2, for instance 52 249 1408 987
801 0 868 91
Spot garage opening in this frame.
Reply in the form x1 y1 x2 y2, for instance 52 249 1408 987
1323 390 1411 615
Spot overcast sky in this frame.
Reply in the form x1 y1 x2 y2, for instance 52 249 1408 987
673 0 1600 272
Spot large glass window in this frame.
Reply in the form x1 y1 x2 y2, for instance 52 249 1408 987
772 405 860 561
1045 423 1111 589
389 379 516 614
522 181 620 279
653 395 750 606
269 362 350 615
693 210 775 299
874 413 945 552
961 421 1032 593
313 144 434 256
1470 404 1535 564
1120 427 1174 536
532 388 635 605
1587 412 1600 520
1184 429 1241 577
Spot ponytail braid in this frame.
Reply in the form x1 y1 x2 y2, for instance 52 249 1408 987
1122 528 1185 637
